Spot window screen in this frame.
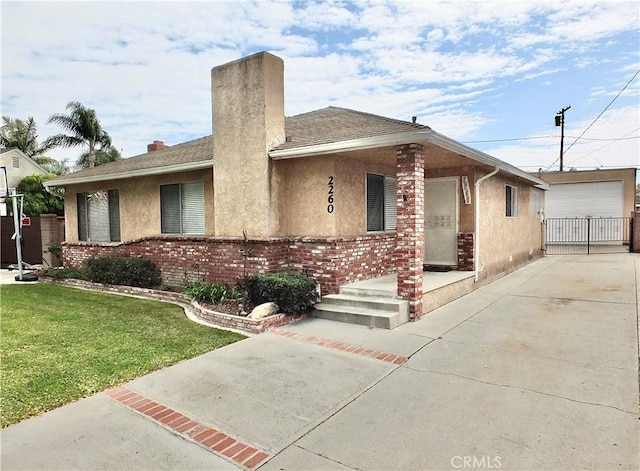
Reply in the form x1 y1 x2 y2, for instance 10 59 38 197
367 173 397 231
160 182 205 234
77 190 120 242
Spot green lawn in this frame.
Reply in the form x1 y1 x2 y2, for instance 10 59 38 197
0 284 246 427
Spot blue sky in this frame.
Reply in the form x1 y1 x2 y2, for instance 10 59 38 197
1 0 639 175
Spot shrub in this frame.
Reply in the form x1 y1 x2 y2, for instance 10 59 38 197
85 256 161 288
39 267 87 280
185 281 238 304
246 272 318 315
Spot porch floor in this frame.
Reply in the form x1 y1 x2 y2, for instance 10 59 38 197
342 270 475 297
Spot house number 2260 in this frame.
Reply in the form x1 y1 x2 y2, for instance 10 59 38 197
327 176 334 213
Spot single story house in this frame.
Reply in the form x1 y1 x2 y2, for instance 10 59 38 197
47 52 548 326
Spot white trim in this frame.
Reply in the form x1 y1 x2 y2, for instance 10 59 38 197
505 184 518 218
424 176 459 265
269 130 549 190
45 161 213 188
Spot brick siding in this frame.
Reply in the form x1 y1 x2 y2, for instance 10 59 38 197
62 233 397 295
394 143 425 319
457 232 474 270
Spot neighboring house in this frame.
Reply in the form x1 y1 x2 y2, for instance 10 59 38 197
0 148 49 198
47 51 548 326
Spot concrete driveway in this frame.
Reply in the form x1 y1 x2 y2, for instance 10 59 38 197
2 254 639 470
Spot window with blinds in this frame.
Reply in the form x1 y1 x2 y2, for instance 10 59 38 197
77 190 121 242
366 173 397 232
160 181 205 234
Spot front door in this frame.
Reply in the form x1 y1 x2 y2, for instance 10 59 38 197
424 177 459 265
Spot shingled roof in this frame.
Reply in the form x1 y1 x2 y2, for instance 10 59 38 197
47 135 214 186
276 106 429 150
47 107 427 186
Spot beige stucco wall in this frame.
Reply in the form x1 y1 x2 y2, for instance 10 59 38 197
476 172 545 282
212 52 285 237
539 168 636 216
63 169 214 243
275 151 397 237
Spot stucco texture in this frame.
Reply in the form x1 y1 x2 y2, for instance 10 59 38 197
274 147 400 237
63 169 214 243
476 172 545 282
212 52 285 238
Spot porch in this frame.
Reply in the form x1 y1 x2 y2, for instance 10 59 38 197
313 270 475 329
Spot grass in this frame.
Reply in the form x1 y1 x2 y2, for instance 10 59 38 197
0 284 246 427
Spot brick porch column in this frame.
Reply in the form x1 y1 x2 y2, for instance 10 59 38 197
395 143 425 320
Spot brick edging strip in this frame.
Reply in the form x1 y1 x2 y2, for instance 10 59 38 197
105 386 269 469
271 329 407 365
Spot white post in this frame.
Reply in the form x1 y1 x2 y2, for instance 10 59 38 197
11 189 24 281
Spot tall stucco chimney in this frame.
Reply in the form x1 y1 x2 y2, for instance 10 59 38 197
212 52 285 237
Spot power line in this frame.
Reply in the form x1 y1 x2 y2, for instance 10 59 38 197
566 127 640 166
563 68 640 156
461 133 638 145
461 135 554 144
564 135 639 141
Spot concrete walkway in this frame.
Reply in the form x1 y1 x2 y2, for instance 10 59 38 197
2 254 639 470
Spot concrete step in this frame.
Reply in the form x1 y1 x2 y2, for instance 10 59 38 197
321 293 408 312
338 285 397 298
313 303 404 330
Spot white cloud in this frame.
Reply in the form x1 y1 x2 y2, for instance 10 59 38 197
0 0 638 175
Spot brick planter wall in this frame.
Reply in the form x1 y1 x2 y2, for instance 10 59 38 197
39 277 305 335
62 233 397 295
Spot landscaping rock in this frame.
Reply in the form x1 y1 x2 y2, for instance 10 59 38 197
248 302 279 319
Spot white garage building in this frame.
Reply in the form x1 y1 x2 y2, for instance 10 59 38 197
539 168 637 252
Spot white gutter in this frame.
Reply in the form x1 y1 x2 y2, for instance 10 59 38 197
269 131 426 159
474 166 499 282
45 161 213 188
269 129 549 190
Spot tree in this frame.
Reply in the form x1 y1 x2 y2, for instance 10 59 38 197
76 146 121 169
33 156 71 176
44 101 112 169
9 174 64 216
0 116 51 157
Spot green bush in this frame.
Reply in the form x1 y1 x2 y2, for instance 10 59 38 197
85 256 161 288
39 267 87 280
185 281 238 304
246 272 318 315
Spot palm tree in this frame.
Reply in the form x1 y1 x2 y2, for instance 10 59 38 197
76 146 121 169
44 101 112 168
0 116 51 157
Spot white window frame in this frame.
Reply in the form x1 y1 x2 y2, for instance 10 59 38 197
160 181 205 235
506 184 518 218
366 173 397 232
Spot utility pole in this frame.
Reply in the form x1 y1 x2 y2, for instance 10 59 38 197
555 105 571 171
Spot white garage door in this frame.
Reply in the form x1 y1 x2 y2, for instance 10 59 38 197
545 181 623 218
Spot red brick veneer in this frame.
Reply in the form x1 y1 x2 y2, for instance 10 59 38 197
62 234 397 295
